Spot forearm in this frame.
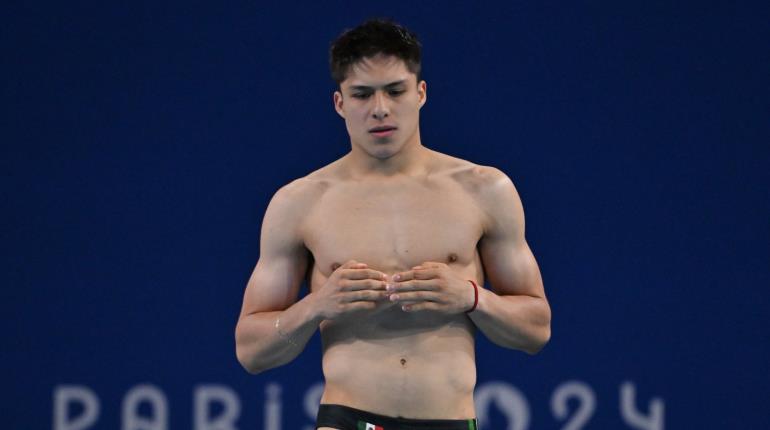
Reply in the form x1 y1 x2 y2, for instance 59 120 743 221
469 287 551 354
235 292 323 374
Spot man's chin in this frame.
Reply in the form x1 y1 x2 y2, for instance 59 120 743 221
369 147 400 160
361 142 400 159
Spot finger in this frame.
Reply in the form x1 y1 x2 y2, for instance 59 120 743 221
412 268 440 280
340 279 387 292
342 260 367 269
389 291 440 303
390 279 437 292
342 290 388 303
341 301 378 312
343 269 387 281
391 271 414 282
401 301 440 312
393 268 438 282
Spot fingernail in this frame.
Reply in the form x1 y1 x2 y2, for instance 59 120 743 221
402 305 411 311
386 284 394 291
390 294 399 301
393 274 401 281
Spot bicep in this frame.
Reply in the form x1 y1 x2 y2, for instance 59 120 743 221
477 172 544 298
239 188 311 318
479 236 544 298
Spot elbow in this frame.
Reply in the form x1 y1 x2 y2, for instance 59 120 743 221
235 325 265 375
525 301 551 355
236 347 264 375
524 324 551 355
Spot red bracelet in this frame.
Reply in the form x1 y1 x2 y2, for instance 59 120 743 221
466 280 479 313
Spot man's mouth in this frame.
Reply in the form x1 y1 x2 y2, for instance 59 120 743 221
369 126 397 137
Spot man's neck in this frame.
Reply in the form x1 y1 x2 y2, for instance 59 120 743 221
344 140 432 179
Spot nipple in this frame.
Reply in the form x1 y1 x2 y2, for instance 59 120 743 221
448 253 458 263
331 262 341 272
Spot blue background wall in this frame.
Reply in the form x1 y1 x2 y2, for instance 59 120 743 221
3 1 769 428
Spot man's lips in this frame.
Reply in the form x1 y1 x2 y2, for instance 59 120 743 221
369 126 397 137
369 126 397 132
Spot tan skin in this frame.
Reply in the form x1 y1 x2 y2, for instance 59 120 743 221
235 55 551 425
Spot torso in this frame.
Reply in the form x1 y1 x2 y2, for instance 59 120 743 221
300 150 488 418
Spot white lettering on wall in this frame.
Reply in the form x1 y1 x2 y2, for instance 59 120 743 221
121 384 168 430
51 379 666 429
475 382 530 430
53 385 100 430
264 383 281 430
620 381 664 430
551 380 596 430
302 382 324 430
193 385 241 430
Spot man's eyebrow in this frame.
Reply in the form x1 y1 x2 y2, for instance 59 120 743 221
349 80 407 91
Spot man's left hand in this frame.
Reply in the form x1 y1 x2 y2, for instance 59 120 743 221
387 262 476 314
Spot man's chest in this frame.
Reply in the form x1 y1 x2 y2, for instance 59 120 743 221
303 180 484 273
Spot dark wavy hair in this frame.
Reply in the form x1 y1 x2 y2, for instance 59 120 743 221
329 19 422 85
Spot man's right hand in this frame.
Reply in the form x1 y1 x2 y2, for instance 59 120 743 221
313 260 391 320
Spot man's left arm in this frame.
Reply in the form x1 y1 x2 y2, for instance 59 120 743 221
470 169 551 354
388 168 550 354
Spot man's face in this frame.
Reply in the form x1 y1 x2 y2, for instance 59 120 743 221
334 54 427 159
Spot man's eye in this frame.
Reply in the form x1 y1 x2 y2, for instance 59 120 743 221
352 93 371 99
388 90 405 96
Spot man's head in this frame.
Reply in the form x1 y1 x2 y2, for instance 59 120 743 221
330 18 422 85
330 19 427 160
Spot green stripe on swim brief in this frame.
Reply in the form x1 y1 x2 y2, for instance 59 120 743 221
467 419 477 430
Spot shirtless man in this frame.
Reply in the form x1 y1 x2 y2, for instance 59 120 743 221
235 19 551 430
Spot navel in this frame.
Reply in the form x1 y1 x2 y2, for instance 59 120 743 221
400 358 407 367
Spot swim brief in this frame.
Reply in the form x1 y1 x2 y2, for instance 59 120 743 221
316 404 478 430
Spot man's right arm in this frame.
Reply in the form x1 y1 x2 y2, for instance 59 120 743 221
234 182 319 374
234 181 390 374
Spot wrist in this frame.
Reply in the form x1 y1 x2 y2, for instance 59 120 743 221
465 280 479 313
302 292 328 323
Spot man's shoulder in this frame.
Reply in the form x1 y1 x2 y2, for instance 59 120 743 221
271 175 330 208
434 152 513 197
268 160 344 212
433 152 521 226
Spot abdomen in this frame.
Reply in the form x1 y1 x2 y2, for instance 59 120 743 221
319 313 477 418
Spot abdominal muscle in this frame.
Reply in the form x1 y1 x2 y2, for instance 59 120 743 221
318 306 478 419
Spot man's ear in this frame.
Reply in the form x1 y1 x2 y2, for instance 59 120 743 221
417 80 427 109
333 91 345 118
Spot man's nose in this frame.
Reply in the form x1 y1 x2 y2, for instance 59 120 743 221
371 91 389 120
